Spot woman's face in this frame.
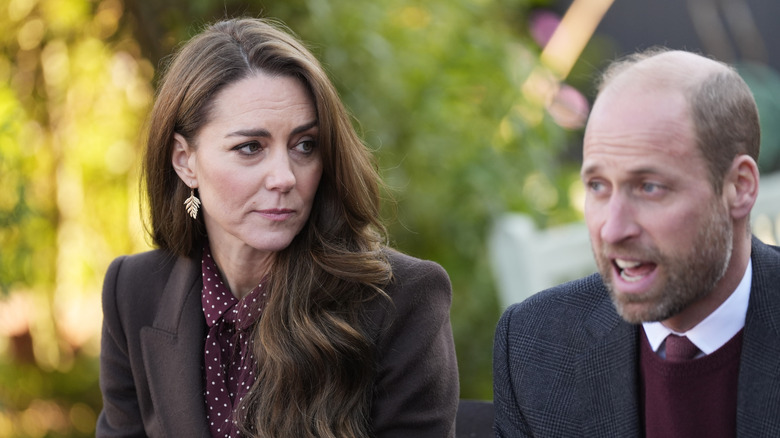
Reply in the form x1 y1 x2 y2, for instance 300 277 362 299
173 73 322 263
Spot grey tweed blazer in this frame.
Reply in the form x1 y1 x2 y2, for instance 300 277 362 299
97 247 459 438
494 237 780 437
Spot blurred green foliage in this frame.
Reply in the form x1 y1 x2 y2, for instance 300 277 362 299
0 0 587 435
0 0 152 435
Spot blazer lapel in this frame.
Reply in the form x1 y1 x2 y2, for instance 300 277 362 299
577 295 643 437
140 254 211 437
737 238 780 437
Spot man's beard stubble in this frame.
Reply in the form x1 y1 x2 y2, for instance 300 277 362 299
595 201 733 324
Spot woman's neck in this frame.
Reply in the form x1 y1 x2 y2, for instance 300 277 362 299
209 243 273 299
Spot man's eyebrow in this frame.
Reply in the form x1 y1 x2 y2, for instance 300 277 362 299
225 120 318 139
580 163 600 177
626 167 664 176
581 163 665 177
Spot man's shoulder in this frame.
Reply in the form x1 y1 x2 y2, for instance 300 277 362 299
748 237 780 323
502 273 608 322
495 273 623 352
750 237 780 298
753 237 780 264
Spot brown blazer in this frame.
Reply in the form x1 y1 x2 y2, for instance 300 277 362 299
97 247 459 437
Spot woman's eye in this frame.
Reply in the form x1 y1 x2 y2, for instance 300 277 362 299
234 142 261 154
294 139 316 154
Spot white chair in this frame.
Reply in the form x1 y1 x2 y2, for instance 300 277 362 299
489 214 593 309
490 171 780 309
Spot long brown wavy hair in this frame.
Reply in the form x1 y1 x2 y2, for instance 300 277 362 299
142 18 392 437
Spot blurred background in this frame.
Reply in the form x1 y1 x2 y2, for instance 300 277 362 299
1 0 778 436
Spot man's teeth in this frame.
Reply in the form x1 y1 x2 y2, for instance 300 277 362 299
616 259 644 282
620 270 643 282
615 259 641 269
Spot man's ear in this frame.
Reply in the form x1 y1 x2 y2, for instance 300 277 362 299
725 154 759 220
171 133 197 187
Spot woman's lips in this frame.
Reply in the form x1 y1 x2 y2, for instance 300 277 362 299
256 208 295 221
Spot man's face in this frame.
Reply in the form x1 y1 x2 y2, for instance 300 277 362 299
581 86 733 325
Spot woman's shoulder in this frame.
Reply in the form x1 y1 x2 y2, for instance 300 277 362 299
380 247 452 306
105 249 180 287
383 247 450 285
102 248 203 331
111 248 176 268
102 249 187 312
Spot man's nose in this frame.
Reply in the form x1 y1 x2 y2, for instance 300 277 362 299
600 194 641 244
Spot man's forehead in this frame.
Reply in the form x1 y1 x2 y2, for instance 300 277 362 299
584 94 694 146
581 114 702 178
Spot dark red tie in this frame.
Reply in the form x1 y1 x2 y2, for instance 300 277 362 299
665 334 699 361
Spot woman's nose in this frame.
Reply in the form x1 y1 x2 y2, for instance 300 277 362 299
265 149 296 192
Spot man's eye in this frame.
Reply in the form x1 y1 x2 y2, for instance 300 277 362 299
587 181 604 192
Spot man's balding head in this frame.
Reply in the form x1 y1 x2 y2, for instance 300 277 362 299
593 48 760 193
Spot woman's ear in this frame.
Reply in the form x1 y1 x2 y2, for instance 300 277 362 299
725 154 759 220
171 133 198 187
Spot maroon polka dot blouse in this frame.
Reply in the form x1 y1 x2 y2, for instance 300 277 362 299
201 245 268 437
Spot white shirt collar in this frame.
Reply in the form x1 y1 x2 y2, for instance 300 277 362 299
643 259 752 355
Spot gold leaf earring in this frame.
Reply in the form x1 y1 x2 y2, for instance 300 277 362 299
185 188 201 219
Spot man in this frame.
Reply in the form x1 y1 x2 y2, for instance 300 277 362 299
493 48 780 437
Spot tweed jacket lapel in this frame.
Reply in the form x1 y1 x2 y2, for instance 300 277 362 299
139 253 211 437
577 293 643 437
736 238 780 437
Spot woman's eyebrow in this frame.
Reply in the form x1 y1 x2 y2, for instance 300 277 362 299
225 120 318 139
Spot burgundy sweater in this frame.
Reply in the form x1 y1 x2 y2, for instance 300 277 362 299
640 330 743 438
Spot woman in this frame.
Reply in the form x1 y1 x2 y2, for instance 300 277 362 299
97 18 458 438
